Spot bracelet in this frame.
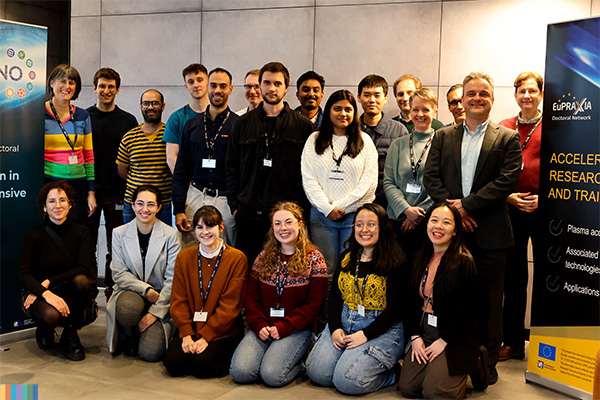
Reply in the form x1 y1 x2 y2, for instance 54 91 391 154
411 336 421 342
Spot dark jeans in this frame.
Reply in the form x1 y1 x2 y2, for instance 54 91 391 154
84 192 124 295
503 205 540 349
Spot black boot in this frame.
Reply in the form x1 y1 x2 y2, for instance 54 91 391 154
35 326 55 350
59 326 85 361
124 331 139 357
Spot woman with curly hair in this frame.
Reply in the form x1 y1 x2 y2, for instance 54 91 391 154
229 201 328 387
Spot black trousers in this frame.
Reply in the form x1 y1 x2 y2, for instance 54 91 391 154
234 215 270 267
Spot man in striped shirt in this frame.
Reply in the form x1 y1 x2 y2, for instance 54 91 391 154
116 89 172 225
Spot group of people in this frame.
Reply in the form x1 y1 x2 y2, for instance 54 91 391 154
17 60 545 399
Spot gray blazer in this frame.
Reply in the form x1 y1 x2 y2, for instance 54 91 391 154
423 121 522 250
106 219 181 353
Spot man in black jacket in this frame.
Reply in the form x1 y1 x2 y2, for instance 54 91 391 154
226 62 313 263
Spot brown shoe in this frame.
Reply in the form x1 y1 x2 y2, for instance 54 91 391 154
498 345 525 361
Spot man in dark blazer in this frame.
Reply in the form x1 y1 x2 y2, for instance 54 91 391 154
424 72 522 385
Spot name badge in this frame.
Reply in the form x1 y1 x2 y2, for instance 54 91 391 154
427 314 437 327
202 159 216 169
193 311 208 322
358 304 366 317
68 155 78 165
263 158 273 167
270 308 285 318
406 183 422 194
115 203 124 211
329 169 345 181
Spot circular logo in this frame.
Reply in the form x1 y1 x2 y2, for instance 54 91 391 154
29 71 36 80
7 48 15 57
26 82 34 91
26 59 33 68
6 88 15 98
18 50 25 60
17 88 26 98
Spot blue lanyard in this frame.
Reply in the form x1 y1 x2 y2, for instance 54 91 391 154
275 254 289 309
197 245 225 304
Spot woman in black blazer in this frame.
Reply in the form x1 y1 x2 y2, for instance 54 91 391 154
398 202 482 399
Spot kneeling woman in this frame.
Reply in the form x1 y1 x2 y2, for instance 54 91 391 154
230 202 328 387
107 184 181 361
19 181 96 361
164 206 248 378
398 203 479 399
306 203 408 395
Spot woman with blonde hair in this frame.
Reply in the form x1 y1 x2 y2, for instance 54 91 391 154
230 201 328 387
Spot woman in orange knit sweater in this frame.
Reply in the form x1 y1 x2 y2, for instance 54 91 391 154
163 205 248 378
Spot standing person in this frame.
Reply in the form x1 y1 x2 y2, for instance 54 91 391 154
384 88 437 260
230 202 328 387
301 89 378 276
116 89 172 226
226 62 313 265
423 72 522 384
236 70 262 116
446 84 466 126
44 64 96 223
164 206 248 378
306 204 407 395
163 64 209 173
295 71 325 131
398 203 481 399
86 67 138 300
357 74 408 207
19 181 96 361
498 72 544 361
107 185 180 361
392 74 444 132
172 68 239 249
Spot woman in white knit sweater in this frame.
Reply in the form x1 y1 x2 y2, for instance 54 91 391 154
301 89 378 278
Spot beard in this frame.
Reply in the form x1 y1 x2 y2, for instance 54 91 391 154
142 110 162 123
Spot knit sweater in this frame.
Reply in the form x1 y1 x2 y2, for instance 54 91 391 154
170 245 248 342
499 115 541 194
301 131 378 217
383 131 434 220
245 248 328 338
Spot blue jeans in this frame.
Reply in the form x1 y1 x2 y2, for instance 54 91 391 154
306 304 405 395
123 201 173 226
229 329 313 387
309 206 354 277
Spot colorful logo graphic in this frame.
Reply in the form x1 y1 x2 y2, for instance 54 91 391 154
538 343 557 361
2 47 36 102
6 48 15 57
1 384 38 400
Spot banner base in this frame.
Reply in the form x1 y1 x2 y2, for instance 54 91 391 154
525 371 592 400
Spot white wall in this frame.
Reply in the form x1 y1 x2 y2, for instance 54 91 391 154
70 0 598 126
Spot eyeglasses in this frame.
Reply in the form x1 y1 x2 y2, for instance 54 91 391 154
354 223 378 230
134 200 158 209
273 220 298 228
141 100 161 108
244 84 260 91
449 100 462 107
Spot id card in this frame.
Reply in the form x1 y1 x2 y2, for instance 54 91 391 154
68 155 78 165
263 158 273 167
427 314 437 327
406 183 421 194
115 203 124 211
358 304 365 317
270 308 285 318
194 311 208 322
202 159 216 169
329 169 345 181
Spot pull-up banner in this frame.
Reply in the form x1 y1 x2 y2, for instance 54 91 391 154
0 19 47 335
526 17 599 399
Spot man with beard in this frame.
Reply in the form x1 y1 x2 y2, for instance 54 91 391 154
226 61 313 264
357 74 408 207
163 64 209 173
86 67 138 300
116 89 172 225
294 70 325 131
172 68 239 249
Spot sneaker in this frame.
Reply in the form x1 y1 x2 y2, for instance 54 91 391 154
498 345 525 361
59 327 85 361
35 326 55 351
470 346 490 391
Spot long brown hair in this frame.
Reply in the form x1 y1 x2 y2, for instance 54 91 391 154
254 202 314 278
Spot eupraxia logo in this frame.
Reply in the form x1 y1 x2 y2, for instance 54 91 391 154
552 93 593 121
